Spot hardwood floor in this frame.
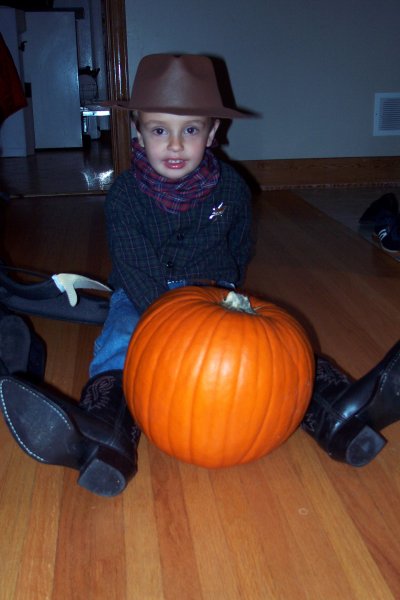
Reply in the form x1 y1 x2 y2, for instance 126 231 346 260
0 140 113 197
300 186 400 261
0 186 399 599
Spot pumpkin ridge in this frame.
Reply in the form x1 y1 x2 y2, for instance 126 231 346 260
241 319 263 460
271 317 312 440
146 304 185 446
132 306 185 408
130 299 199 444
234 312 270 463
187 305 232 465
212 309 246 465
266 319 302 445
234 311 268 463
158 301 214 456
215 305 265 465
238 312 306 463
285 325 314 431
240 316 277 462
169 305 222 461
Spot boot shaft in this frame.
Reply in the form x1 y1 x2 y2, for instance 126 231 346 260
79 370 141 446
302 357 352 437
313 357 352 399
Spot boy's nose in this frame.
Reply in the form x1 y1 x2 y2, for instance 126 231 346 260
168 134 184 151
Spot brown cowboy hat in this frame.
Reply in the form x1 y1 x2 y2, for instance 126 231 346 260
103 54 250 119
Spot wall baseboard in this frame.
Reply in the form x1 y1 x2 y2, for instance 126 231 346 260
236 156 400 190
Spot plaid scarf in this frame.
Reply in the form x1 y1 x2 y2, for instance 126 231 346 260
131 138 220 214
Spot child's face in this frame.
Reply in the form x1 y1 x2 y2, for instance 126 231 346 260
136 112 220 180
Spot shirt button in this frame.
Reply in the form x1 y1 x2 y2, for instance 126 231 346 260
176 232 184 241
166 261 174 269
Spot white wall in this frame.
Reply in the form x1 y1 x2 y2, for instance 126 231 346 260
125 0 400 160
54 0 108 101
54 0 109 133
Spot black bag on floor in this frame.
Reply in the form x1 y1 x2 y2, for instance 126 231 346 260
0 261 111 325
0 304 46 378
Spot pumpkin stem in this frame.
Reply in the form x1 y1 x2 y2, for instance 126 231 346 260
221 291 257 314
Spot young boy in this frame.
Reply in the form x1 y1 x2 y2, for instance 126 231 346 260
89 55 253 377
0 54 254 497
0 55 399 497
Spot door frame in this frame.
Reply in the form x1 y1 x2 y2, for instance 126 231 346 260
104 0 131 175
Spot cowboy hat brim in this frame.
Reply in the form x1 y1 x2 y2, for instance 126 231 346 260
100 100 252 119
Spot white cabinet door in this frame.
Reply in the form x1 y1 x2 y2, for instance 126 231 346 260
24 11 82 149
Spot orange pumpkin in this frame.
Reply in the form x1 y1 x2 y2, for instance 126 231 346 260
123 286 314 468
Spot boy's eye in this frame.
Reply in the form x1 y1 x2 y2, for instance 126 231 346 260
186 126 198 135
152 128 166 135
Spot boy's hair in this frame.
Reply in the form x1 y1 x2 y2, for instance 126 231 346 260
131 110 140 130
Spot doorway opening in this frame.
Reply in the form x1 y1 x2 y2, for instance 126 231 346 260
0 0 130 197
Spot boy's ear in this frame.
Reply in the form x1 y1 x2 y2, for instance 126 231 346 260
136 130 145 147
207 118 220 147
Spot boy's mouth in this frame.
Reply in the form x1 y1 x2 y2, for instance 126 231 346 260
164 159 186 169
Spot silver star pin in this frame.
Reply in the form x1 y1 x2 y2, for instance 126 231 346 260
209 202 226 221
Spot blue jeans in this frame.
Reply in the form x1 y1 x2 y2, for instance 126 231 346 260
89 288 141 377
89 280 235 377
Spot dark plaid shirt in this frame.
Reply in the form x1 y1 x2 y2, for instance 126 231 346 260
105 160 253 314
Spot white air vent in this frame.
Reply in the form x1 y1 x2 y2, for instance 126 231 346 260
373 92 400 136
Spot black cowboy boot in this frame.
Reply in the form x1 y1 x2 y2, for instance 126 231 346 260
0 305 46 378
78 370 141 493
302 341 400 466
0 370 140 497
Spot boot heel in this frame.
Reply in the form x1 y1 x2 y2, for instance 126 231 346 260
78 445 137 497
329 419 387 467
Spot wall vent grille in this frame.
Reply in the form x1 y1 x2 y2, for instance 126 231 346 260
373 92 400 136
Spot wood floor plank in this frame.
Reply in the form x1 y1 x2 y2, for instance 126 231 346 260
179 463 242 599
0 451 36 600
123 438 164 600
51 479 128 600
13 467 63 600
149 445 203 600
209 466 278 599
324 457 400 598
